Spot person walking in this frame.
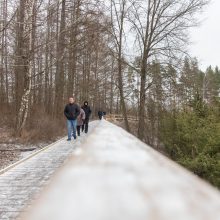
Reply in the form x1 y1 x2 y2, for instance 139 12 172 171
64 96 80 141
77 108 85 136
81 101 92 133
98 110 103 120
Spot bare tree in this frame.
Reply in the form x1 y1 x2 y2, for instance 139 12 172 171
128 0 208 140
54 0 66 117
110 0 131 131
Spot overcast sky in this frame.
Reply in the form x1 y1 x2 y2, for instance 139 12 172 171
189 0 220 70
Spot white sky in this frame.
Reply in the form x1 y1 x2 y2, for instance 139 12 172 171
189 0 220 71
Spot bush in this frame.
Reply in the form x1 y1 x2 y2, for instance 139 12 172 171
160 102 220 188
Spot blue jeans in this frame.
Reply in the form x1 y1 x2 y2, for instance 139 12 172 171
67 119 77 140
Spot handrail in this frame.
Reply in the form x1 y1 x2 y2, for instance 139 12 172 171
21 120 220 220
106 114 138 121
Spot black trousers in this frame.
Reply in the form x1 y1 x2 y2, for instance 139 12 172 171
82 119 89 133
98 115 102 120
77 125 82 136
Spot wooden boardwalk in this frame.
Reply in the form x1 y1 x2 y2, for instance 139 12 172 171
0 122 99 220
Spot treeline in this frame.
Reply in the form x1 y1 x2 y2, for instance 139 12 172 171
1 1 218 186
141 59 220 188
0 0 207 134
0 0 120 137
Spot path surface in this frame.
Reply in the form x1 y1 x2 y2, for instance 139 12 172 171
22 120 220 220
0 121 99 220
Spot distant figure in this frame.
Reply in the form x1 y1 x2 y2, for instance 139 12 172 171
64 96 80 141
77 108 85 136
81 101 92 133
98 111 103 120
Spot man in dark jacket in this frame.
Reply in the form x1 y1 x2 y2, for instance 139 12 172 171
98 110 103 120
81 101 92 133
64 97 80 141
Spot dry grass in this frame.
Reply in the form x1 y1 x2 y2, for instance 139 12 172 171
25 109 66 143
0 106 67 168
0 106 66 144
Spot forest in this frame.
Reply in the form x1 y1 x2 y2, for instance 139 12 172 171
0 0 219 188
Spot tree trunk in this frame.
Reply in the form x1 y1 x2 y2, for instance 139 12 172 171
54 0 66 117
16 0 36 135
117 0 130 132
15 0 25 118
138 56 147 140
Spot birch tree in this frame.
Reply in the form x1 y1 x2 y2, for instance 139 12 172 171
16 0 37 134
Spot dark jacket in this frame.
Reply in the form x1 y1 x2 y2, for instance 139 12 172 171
98 111 103 120
64 103 80 120
98 111 103 116
82 105 92 120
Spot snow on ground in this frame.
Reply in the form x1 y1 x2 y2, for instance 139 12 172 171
22 120 220 220
0 141 44 170
0 121 99 220
0 131 65 170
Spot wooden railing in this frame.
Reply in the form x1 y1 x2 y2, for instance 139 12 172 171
106 114 138 122
21 120 220 220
